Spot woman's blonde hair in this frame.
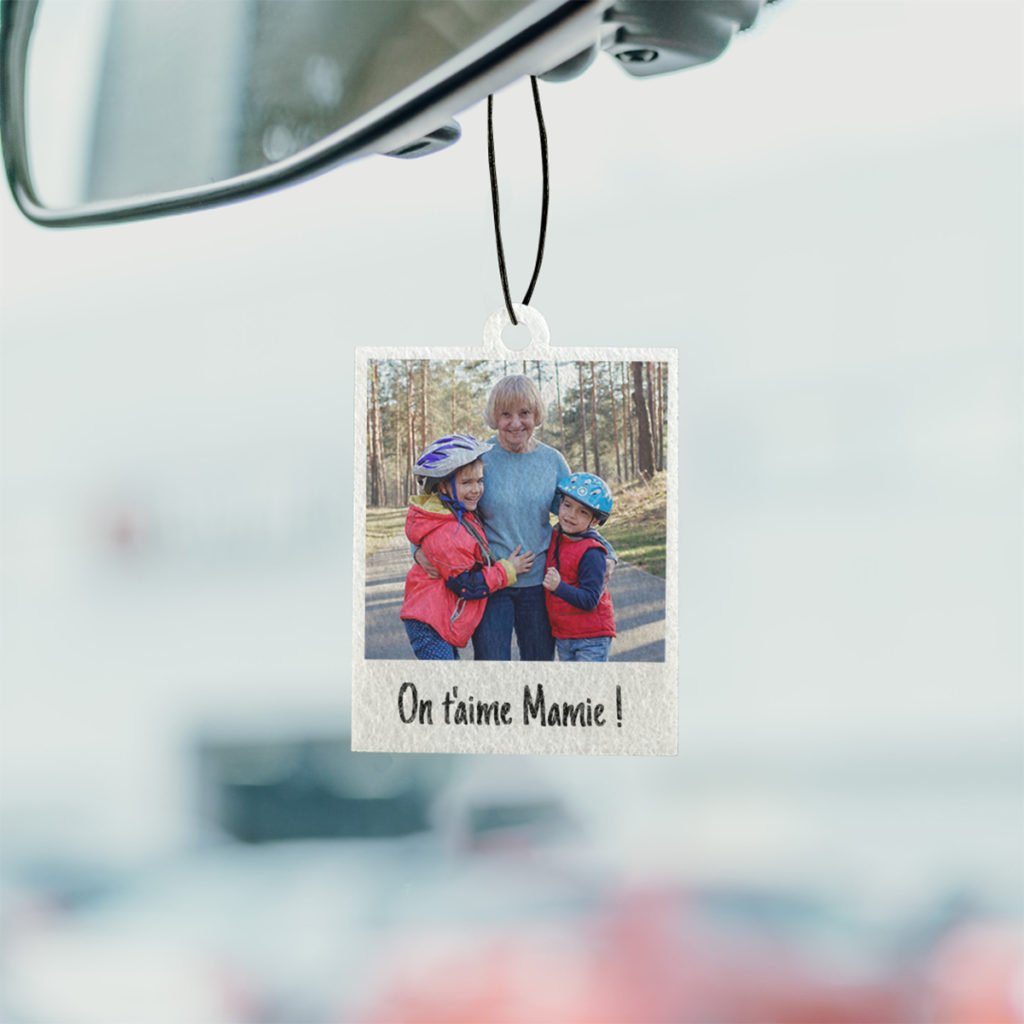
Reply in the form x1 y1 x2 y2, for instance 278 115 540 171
484 374 545 429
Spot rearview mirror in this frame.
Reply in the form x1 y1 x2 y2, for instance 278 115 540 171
1 0 765 227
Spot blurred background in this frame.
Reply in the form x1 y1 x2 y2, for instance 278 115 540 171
1 1 1021 1021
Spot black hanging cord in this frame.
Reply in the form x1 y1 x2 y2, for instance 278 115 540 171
487 77 549 326
522 77 550 308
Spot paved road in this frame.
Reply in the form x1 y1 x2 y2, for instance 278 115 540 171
364 535 666 661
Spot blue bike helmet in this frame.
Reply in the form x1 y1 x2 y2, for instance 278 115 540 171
556 472 613 525
414 435 492 491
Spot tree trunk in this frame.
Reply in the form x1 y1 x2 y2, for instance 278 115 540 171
366 408 375 505
655 361 665 472
450 362 456 432
405 361 415 495
367 363 377 506
418 361 427 455
633 361 654 479
645 362 656 473
376 364 387 504
589 361 601 478
535 360 544 442
370 362 385 506
577 361 588 473
555 359 566 453
366 373 374 504
609 361 623 482
621 363 634 478
394 385 403 505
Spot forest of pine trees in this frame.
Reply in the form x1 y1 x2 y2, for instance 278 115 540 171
366 359 668 507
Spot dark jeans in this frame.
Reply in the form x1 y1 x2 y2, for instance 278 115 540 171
404 619 458 660
472 585 554 661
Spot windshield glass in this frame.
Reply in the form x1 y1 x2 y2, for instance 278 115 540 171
2 3 1021 1022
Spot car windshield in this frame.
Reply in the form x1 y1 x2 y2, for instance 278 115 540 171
1 3 1021 1023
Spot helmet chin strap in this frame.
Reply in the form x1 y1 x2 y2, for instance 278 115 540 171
438 474 468 528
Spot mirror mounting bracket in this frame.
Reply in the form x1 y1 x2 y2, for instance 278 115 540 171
385 120 462 160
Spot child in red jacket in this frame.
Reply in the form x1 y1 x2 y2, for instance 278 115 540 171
401 435 531 660
542 473 616 662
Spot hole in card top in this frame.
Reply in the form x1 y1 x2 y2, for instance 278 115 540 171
482 304 551 357
501 321 532 351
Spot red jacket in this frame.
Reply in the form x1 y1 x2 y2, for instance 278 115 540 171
544 530 616 639
400 494 517 648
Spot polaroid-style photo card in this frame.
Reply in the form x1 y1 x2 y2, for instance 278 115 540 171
353 346 677 755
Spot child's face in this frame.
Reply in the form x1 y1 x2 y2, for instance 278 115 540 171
558 494 597 534
442 461 484 511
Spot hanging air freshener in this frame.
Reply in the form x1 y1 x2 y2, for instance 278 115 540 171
352 80 677 756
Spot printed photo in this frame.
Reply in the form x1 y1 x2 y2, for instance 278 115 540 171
362 357 671 664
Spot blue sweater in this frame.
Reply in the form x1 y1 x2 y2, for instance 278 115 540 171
477 440 569 588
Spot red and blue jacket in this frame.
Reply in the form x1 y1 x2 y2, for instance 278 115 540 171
544 527 616 639
401 494 517 648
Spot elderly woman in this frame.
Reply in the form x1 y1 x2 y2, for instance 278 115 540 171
416 374 568 660
473 374 572 660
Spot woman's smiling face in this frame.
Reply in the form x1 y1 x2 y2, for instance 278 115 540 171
496 405 537 452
